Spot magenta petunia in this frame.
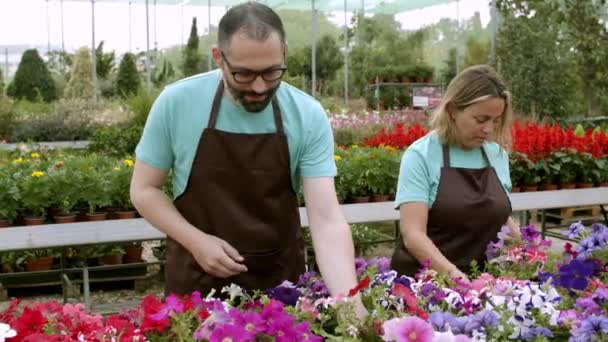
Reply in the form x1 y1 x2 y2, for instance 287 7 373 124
393 316 434 342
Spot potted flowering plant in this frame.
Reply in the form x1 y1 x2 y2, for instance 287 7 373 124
575 152 601 187
510 151 539 191
108 158 137 218
17 169 52 224
365 146 400 201
535 157 560 190
47 161 81 223
550 149 579 188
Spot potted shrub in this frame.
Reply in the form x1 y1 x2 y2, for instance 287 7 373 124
23 248 59 272
99 244 126 265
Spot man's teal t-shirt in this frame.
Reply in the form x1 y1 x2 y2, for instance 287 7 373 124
135 70 337 199
394 131 512 209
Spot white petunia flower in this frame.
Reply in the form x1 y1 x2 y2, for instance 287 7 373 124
0 323 16 342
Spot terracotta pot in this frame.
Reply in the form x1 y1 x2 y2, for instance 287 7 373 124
53 214 78 224
350 196 371 203
0 219 10 228
115 210 137 219
24 217 46 226
576 183 594 189
522 185 538 192
371 194 391 202
2 263 13 273
86 213 108 221
101 254 123 265
511 186 521 193
539 184 558 191
124 246 143 263
560 183 576 189
25 256 54 272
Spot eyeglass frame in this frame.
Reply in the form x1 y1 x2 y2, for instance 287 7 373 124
220 50 287 84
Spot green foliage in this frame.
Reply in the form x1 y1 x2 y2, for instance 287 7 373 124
115 53 141 98
6 49 57 102
558 0 608 116
0 67 4 97
88 125 143 157
463 36 490 67
7 98 122 142
126 87 159 127
288 34 344 95
440 48 458 86
95 41 115 79
64 47 94 99
0 96 15 140
153 58 176 87
182 17 204 77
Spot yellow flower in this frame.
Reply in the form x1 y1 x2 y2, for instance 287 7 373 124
31 171 45 177
12 157 24 164
123 159 134 167
385 146 396 152
113 167 121 171
30 152 40 158
334 155 342 161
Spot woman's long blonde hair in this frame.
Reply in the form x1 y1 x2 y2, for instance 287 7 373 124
430 65 512 150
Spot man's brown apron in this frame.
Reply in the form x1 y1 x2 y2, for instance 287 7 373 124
391 144 511 276
166 81 305 296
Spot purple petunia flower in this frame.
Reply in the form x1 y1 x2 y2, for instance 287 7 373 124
473 309 499 329
576 298 603 316
563 221 586 239
557 259 595 291
522 326 554 339
429 311 455 332
297 271 317 286
577 315 608 340
393 275 412 289
266 285 302 306
485 240 503 260
521 225 540 242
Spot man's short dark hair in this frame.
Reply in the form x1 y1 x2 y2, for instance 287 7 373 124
218 2 287 52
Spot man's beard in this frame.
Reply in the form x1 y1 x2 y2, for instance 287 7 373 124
225 80 280 113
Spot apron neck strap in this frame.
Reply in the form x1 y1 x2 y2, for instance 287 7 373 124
442 144 450 167
208 80 284 134
208 81 225 129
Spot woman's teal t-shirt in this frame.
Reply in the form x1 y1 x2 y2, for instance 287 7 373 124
394 131 512 209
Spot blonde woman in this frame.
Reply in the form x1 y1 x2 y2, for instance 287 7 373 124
391 65 521 280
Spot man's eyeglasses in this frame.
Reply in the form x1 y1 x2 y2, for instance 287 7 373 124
221 51 287 84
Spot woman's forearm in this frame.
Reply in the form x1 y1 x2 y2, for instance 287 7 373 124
402 230 458 274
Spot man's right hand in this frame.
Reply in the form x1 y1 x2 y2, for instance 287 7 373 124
191 233 248 278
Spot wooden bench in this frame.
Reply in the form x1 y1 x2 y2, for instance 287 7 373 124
0 187 606 311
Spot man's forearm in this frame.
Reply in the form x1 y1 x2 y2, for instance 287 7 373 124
309 220 358 297
131 187 203 252
403 231 457 274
